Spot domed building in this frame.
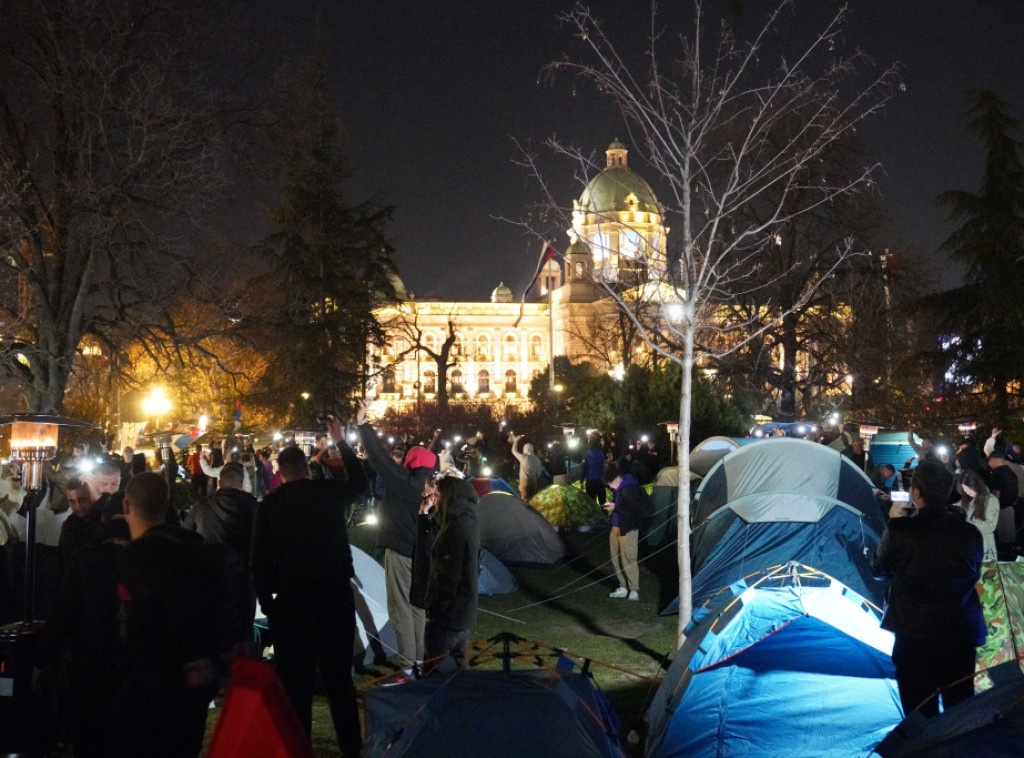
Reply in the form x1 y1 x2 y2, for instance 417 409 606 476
369 141 670 412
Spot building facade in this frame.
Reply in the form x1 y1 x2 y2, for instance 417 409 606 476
368 140 669 414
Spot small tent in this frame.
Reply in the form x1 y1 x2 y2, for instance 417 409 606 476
661 489 885 613
529 483 605 527
468 476 517 498
645 465 686 549
688 436 757 479
478 547 518 595
873 661 1024 757
477 492 566 566
693 437 885 533
647 567 902 758
254 544 396 666
365 635 625 757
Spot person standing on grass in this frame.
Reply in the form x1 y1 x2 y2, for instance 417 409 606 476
356 398 436 676
421 473 479 673
871 460 985 717
252 416 367 758
603 460 644 601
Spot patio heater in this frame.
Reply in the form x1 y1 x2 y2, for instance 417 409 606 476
0 413 97 754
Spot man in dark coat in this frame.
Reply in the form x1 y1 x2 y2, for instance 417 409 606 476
184 460 259 641
252 417 367 758
111 472 245 758
356 398 435 673
871 460 986 717
36 518 132 758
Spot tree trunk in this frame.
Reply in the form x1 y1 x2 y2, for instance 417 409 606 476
676 309 695 643
779 315 799 421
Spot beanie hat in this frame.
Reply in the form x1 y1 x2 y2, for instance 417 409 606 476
404 446 437 470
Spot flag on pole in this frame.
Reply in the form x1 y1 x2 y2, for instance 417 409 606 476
513 242 557 327
233 399 243 432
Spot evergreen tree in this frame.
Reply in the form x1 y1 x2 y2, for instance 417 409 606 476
933 90 1024 420
247 34 397 425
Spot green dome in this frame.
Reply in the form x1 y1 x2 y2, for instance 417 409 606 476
389 271 408 300
491 281 513 303
577 142 660 215
566 238 591 257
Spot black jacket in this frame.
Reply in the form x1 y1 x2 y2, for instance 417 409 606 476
358 423 434 557
184 487 258 570
871 505 985 645
252 469 367 614
425 482 479 630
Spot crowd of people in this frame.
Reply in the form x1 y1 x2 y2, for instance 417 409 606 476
0 404 509 756
12 406 1007 750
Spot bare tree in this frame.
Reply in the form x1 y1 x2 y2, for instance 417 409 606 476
539 1 898 637
0 0 240 412
377 307 461 415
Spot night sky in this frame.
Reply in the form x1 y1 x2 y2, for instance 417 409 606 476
260 1 1024 301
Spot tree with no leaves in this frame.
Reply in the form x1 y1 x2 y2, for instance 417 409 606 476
540 1 899 638
0 0 244 413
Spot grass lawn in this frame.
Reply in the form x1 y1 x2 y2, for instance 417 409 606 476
205 527 681 757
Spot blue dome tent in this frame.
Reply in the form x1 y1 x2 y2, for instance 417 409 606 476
647 566 902 758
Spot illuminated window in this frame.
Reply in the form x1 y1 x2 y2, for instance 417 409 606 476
504 370 517 393
423 334 437 354
382 369 396 394
503 334 519 360
478 369 490 394
451 369 464 393
424 370 436 394
476 333 491 360
529 334 543 360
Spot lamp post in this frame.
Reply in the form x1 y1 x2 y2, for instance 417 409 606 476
142 386 172 431
0 413 97 754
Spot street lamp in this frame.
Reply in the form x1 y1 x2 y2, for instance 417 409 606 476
142 386 172 430
0 413 97 754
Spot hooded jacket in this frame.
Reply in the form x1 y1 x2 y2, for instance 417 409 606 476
358 424 436 557
425 480 479 630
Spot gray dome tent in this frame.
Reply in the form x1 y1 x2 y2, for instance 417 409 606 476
477 492 566 567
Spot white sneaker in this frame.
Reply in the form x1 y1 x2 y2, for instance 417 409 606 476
609 587 629 598
627 590 640 601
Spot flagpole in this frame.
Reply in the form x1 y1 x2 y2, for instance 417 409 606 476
548 286 554 393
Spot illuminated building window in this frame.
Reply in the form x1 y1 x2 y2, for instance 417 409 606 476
503 334 519 360
529 334 543 360
424 370 436 394
476 333 491 360
504 369 517 393
451 369 464 393
382 369 396 394
478 369 490 394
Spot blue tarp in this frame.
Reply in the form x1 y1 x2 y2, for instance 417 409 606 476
648 576 902 758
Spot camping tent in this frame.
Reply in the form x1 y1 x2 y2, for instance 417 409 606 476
254 544 396 666
478 547 518 595
873 661 1024 757
976 561 1024 689
869 431 918 471
647 567 902 758
645 465 686 549
693 437 885 534
530 483 605 527
682 491 886 609
477 492 566 566
688 436 757 479
468 477 517 498
365 639 625 758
